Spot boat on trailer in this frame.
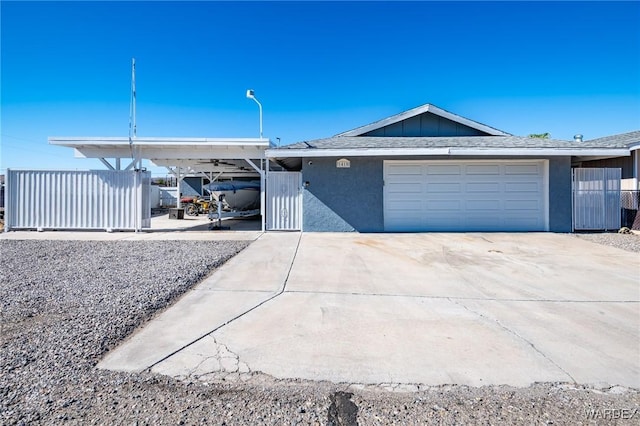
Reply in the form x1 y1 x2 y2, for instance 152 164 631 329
207 180 260 211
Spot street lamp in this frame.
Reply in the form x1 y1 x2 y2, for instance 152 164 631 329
246 89 263 139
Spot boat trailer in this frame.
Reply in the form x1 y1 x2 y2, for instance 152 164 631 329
207 194 260 230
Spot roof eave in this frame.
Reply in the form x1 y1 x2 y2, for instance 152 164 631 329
266 147 631 158
49 136 272 147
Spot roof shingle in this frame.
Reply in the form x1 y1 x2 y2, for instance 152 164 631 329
280 134 636 151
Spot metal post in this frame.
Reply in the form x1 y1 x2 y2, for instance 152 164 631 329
176 167 181 209
246 89 263 139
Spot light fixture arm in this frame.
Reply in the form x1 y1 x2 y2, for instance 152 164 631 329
246 89 263 139
252 97 263 139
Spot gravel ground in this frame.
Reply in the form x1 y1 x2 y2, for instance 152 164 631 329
1 238 639 425
575 231 640 253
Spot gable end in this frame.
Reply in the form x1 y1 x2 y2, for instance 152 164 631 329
361 111 491 137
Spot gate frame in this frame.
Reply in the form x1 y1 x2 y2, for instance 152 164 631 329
266 171 302 231
572 167 622 231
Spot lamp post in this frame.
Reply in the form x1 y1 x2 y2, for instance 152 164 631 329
246 89 263 139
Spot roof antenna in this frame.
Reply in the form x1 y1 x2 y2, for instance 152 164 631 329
129 58 137 141
128 58 136 162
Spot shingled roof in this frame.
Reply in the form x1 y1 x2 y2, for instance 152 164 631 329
267 103 637 158
281 135 632 150
585 130 640 148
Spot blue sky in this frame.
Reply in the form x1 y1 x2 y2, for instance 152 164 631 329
2 1 639 176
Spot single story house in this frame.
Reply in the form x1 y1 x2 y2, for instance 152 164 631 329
6 102 634 233
266 103 638 233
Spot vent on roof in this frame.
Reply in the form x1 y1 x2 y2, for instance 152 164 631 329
574 134 583 143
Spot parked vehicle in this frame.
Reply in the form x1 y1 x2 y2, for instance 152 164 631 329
181 196 213 216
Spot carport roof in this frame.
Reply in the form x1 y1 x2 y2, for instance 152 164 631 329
49 136 272 165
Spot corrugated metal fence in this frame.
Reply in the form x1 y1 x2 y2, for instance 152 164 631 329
4 169 151 231
267 172 301 230
159 187 178 208
572 168 621 231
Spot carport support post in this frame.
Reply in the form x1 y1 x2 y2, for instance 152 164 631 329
4 169 10 232
176 167 181 209
244 158 266 232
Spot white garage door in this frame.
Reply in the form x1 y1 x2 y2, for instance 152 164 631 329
384 160 548 232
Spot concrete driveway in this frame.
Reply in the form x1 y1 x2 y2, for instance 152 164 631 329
98 232 640 388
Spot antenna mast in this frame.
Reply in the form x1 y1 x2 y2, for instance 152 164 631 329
129 58 137 140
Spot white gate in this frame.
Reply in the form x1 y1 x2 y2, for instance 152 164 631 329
267 172 302 230
572 168 621 231
4 169 151 231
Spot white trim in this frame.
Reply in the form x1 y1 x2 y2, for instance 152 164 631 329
268 148 451 157
267 147 630 158
49 137 271 146
543 159 550 231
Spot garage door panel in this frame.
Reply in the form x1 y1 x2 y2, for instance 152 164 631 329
386 182 422 193
387 199 422 210
505 164 541 175
466 215 502 227
467 182 501 192
384 160 546 232
505 182 539 192
427 182 461 193
503 215 543 228
426 216 464 229
427 165 461 175
466 164 501 175
466 199 502 210
505 199 541 210
427 200 462 210
387 164 422 175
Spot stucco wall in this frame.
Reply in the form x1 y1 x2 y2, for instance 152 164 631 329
301 156 573 233
302 157 383 232
548 156 572 232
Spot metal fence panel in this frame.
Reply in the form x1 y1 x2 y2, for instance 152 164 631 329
572 168 621 231
159 187 178 208
267 172 301 231
5 169 151 231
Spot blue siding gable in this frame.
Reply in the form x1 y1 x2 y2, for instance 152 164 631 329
361 112 490 137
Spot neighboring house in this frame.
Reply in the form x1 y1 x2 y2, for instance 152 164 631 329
575 131 640 228
266 103 634 233
574 131 640 190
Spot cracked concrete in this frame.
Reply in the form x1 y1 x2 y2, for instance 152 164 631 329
153 335 253 383
97 232 300 373
99 232 640 389
448 297 577 384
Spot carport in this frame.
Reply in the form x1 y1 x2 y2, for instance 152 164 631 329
48 136 273 231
